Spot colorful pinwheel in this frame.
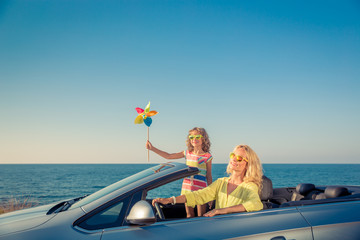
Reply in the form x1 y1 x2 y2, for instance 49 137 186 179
134 101 158 127
134 101 158 162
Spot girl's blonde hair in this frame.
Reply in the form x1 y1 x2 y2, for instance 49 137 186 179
186 127 211 153
226 144 263 192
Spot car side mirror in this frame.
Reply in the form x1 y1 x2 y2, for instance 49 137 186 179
126 200 156 225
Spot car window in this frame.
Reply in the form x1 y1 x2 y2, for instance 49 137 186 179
77 196 131 230
71 163 175 209
86 202 124 225
146 178 183 199
144 179 189 220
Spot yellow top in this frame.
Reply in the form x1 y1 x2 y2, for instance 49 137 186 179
184 177 263 212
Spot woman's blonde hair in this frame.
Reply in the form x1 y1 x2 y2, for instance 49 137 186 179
226 144 263 192
186 127 211 153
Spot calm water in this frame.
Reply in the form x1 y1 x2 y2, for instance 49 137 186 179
0 164 359 206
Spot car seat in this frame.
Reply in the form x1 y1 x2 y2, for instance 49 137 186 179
291 183 317 201
315 186 350 200
261 176 278 209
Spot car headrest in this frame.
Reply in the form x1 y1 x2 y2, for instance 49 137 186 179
325 186 349 198
260 175 273 201
315 192 326 200
296 183 315 195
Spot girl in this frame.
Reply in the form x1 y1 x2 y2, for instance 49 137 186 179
146 127 213 218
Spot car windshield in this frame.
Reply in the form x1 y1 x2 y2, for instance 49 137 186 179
70 163 175 209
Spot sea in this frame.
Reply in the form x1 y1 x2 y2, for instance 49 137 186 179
1 164 359 207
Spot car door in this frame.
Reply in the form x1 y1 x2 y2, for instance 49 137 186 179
73 163 199 235
101 207 313 240
298 200 360 240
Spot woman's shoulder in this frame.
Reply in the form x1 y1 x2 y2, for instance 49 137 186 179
214 177 230 183
242 181 259 191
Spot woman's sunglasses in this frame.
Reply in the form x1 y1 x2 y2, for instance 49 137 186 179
229 152 248 162
189 135 203 140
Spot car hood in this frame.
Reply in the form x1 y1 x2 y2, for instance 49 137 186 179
0 204 56 236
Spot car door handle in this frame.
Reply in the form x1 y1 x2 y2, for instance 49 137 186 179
270 237 286 240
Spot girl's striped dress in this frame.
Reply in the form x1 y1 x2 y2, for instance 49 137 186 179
181 150 213 195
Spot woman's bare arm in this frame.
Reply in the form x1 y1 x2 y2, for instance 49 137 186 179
203 204 246 217
152 195 187 206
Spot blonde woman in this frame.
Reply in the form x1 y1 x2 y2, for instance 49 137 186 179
146 127 213 218
152 145 263 217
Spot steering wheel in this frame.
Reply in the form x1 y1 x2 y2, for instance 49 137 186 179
154 202 165 220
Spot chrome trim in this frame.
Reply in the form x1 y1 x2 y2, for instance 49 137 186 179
73 225 103 234
150 162 175 173
80 206 87 213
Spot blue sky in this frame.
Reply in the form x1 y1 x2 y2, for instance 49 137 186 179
1 0 359 164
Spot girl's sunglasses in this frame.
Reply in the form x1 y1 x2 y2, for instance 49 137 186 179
229 152 248 162
189 135 203 140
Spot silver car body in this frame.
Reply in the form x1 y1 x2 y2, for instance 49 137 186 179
1 162 359 240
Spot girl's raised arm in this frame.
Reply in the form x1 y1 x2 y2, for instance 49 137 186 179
146 141 184 159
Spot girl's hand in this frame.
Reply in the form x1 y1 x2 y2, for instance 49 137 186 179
146 140 153 150
208 200 214 209
152 197 171 206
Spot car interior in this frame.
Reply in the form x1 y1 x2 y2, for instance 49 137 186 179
261 177 360 209
145 175 360 221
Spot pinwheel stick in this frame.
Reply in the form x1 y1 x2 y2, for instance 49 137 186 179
147 127 150 162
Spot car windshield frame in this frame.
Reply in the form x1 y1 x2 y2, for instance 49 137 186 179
70 163 175 209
